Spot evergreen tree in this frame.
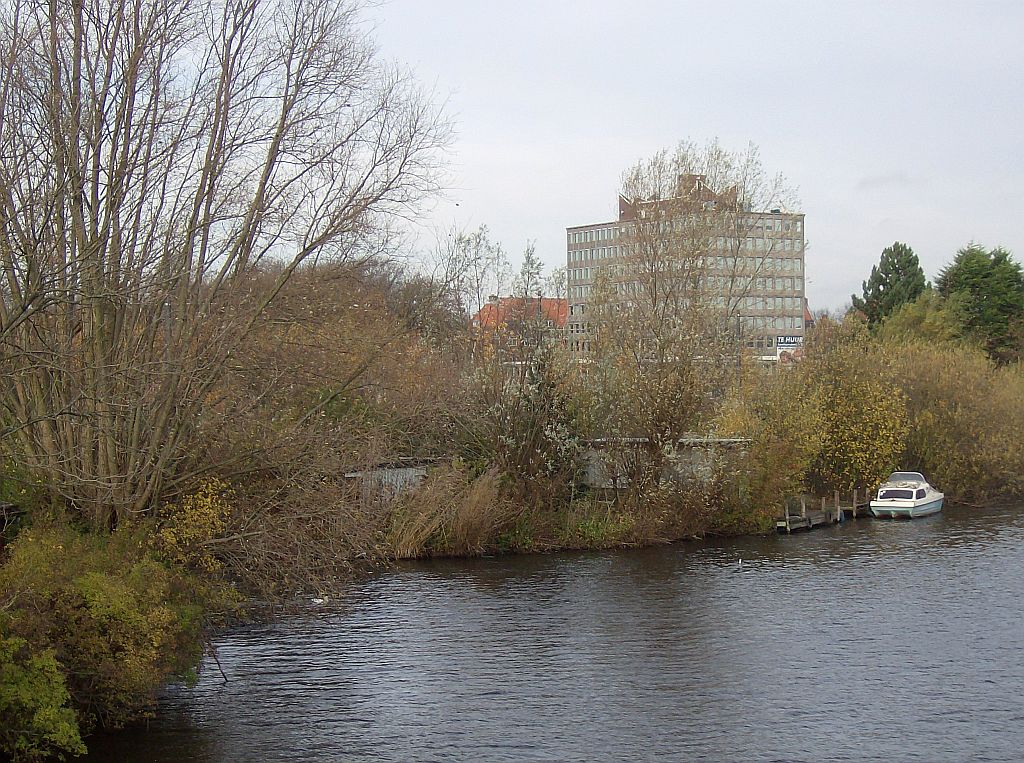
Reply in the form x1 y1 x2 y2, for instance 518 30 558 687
852 242 927 326
935 244 1024 362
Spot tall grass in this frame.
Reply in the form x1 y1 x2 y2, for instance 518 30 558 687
384 466 519 558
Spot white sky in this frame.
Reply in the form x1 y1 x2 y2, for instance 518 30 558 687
367 0 1024 309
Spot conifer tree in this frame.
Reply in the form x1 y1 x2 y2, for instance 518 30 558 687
935 244 1024 362
852 242 927 326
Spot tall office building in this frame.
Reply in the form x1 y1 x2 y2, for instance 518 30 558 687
565 177 806 359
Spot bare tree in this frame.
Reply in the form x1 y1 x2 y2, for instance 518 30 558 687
512 243 543 299
544 265 567 302
579 140 798 494
0 0 448 529
432 224 510 321
614 139 798 352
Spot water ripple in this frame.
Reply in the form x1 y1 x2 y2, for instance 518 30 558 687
85 502 1024 762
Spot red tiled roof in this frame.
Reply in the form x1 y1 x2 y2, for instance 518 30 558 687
472 297 568 331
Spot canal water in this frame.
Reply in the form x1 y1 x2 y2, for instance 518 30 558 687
85 502 1024 762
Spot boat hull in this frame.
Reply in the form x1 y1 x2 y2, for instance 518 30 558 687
870 496 944 519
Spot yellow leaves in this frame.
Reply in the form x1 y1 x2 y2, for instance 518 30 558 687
714 396 755 438
878 338 1024 499
815 373 906 490
155 478 232 573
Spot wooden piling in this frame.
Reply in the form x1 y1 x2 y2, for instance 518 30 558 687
777 486 873 532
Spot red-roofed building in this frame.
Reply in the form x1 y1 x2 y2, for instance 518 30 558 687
472 296 568 341
803 297 815 330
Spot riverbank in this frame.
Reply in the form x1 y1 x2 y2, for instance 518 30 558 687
380 471 754 561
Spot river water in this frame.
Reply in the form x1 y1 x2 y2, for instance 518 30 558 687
85 502 1024 762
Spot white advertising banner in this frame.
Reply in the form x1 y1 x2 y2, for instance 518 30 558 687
776 335 804 363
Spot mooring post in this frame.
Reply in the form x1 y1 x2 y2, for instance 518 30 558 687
834 490 840 522
800 495 807 518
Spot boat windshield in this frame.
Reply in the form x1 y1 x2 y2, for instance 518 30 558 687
888 472 925 483
878 488 914 500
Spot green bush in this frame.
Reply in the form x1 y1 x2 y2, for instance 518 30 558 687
0 635 85 761
0 521 232 758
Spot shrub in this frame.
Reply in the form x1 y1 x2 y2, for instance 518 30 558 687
715 363 824 525
881 341 1024 500
810 374 906 492
0 635 85 761
0 522 227 745
461 345 583 508
804 318 907 492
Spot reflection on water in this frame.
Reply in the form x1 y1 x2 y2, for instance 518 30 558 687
85 502 1024 762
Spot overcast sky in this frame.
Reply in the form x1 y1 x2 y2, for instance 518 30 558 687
366 0 1023 309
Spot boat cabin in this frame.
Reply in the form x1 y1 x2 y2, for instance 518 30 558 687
888 471 926 483
876 472 931 500
877 486 928 501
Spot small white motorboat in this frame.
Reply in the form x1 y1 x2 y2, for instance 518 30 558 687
870 471 944 518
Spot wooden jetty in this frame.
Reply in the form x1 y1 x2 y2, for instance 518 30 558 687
775 489 872 533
